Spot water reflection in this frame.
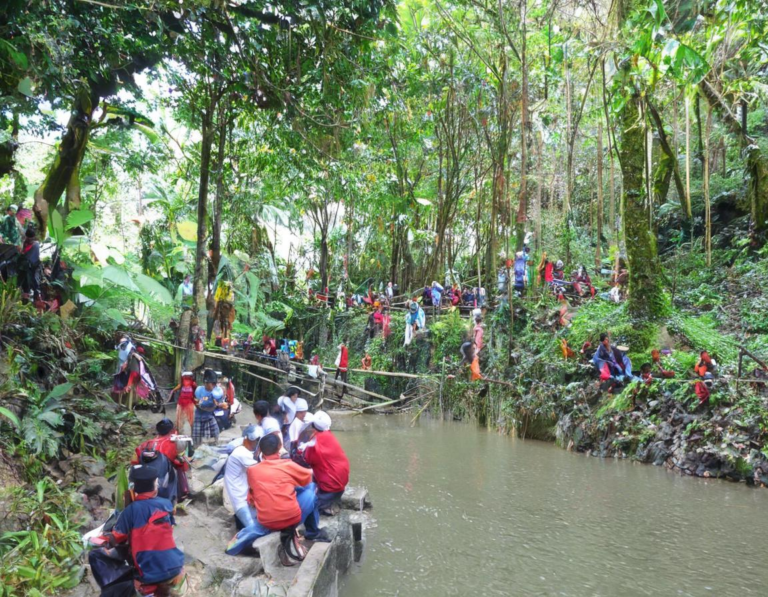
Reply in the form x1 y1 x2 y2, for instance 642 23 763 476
336 414 766 597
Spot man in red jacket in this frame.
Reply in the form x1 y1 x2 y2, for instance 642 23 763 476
225 434 330 555
300 411 350 515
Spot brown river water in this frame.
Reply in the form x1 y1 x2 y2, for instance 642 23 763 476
334 414 767 597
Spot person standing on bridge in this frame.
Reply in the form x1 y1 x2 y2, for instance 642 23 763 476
334 339 349 398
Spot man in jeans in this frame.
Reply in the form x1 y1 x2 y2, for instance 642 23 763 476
299 411 350 515
225 434 330 555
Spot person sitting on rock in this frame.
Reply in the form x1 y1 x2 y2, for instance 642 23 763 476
695 351 717 378
224 425 262 531
225 434 330 555
640 363 654 384
592 333 619 376
287 399 313 453
100 465 186 596
298 411 350 516
131 418 189 504
193 369 226 447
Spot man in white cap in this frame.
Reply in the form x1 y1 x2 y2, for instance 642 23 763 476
225 425 263 530
287 399 313 453
299 411 350 515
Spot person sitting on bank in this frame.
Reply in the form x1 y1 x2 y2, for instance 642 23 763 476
639 363 654 384
193 369 226 446
361 352 372 371
225 425 262 530
299 411 350 516
225 434 330 556
101 465 186 596
287 399 313 453
695 351 718 378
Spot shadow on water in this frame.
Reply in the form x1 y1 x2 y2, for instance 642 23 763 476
335 414 767 597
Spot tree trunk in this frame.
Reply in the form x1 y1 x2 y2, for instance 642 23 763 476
704 106 713 266
34 88 98 233
596 117 603 269
515 0 529 250
685 93 692 220
618 0 664 319
700 79 768 235
194 111 215 315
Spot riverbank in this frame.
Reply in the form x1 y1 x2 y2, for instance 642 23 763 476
307 246 768 488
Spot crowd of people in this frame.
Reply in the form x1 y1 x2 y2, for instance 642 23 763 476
89 371 350 595
0 204 47 303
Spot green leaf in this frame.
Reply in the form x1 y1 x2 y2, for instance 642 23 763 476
176 221 197 242
105 308 128 326
65 209 94 230
17 76 33 97
46 383 73 400
48 210 66 246
0 406 19 428
102 266 139 292
133 123 159 143
133 273 173 305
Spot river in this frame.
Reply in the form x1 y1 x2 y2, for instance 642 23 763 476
335 414 767 597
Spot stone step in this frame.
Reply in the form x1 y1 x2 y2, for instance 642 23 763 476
340 486 371 511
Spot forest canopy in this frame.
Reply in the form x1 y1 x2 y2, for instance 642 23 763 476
2 0 768 329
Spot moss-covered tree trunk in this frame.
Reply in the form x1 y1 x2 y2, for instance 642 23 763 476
33 88 98 233
700 79 768 237
194 112 215 315
618 0 664 319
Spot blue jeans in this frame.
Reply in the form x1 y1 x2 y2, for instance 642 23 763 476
225 483 320 556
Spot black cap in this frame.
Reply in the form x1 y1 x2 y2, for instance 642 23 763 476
156 418 174 436
203 369 218 384
129 465 159 494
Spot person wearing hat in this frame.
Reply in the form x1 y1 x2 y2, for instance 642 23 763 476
225 434 330 555
404 300 425 346
107 464 186 594
287 399 313 453
192 369 226 446
18 228 41 301
171 371 196 435
225 425 263 530
1 205 20 247
299 411 350 515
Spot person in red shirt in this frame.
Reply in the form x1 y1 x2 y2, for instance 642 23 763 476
171 371 196 435
225 434 330 556
131 418 190 503
334 338 349 398
300 411 350 515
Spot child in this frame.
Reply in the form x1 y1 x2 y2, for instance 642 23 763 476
172 371 196 436
193 369 226 446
